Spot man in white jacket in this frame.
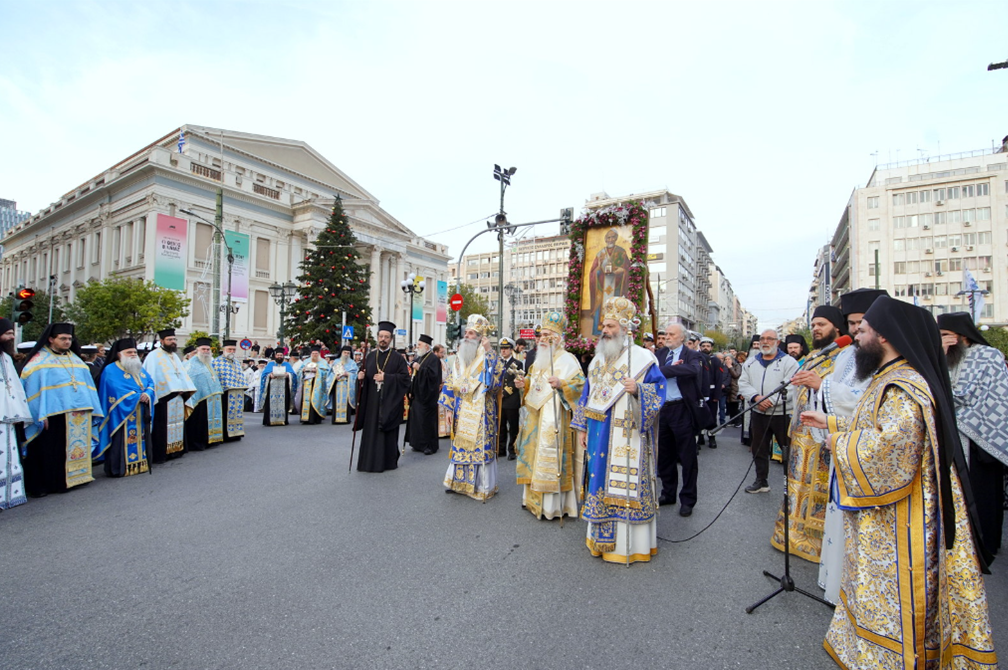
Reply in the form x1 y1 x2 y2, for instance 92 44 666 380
737 329 798 494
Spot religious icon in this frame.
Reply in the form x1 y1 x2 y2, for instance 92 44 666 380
581 225 632 335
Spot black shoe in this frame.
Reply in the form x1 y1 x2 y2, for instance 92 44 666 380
708 438 718 449
679 505 693 517
507 453 516 461
423 448 433 455
745 480 770 494
697 436 706 446
658 496 675 506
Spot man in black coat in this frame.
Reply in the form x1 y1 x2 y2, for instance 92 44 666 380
654 323 706 517
405 334 441 455
497 337 522 461
354 321 411 473
699 337 724 449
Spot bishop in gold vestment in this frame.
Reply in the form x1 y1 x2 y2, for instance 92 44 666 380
771 306 847 562
514 312 585 520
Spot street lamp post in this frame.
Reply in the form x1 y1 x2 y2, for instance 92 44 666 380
269 280 299 351
492 164 516 342
400 273 426 350
503 282 522 337
180 208 237 340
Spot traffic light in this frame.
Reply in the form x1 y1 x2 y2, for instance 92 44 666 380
13 287 35 325
559 207 574 236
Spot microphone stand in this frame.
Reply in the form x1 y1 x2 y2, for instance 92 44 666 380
745 353 835 615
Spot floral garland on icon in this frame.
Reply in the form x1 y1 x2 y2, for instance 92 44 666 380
564 201 650 356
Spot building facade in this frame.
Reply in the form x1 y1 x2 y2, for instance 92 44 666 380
829 139 1008 322
0 199 31 238
0 125 451 345
450 233 571 337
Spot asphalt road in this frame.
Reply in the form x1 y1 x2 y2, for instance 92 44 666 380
2 417 1005 670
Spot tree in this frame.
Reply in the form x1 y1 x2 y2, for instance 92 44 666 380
63 277 190 344
703 328 731 350
15 289 67 342
457 283 491 323
284 197 372 348
185 330 219 356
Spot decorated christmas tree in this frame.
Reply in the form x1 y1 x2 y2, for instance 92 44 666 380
284 196 372 347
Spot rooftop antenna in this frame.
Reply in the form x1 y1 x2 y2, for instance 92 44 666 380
870 151 878 168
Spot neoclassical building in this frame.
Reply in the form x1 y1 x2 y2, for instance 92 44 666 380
1 125 451 346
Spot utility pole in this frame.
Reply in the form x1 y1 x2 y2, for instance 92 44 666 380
212 188 223 338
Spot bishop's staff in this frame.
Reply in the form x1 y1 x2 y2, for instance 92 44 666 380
623 315 642 567
546 335 566 529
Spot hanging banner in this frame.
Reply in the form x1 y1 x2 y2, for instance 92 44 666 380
154 214 188 291
437 280 448 324
412 276 424 322
222 231 250 302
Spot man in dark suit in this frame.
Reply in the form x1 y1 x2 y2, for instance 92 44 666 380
654 322 704 517
498 337 522 460
699 337 725 449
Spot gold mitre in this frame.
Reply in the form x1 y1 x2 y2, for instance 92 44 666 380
541 310 566 335
465 313 492 336
601 296 637 326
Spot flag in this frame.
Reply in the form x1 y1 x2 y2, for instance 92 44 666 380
178 130 185 154
963 267 985 322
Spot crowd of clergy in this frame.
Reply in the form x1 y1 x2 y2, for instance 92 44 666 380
1 285 1004 668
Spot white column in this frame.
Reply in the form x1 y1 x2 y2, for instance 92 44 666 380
393 254 404 327
369 247 382 324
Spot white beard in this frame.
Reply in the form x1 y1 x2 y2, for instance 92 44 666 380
121 356 142 377
760 345 777 357
596 333 625 362
224 352 235 360
458 338 479 368
198 352 213 365
536 342 554 361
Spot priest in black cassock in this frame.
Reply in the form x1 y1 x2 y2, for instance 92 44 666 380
354 321 410 472
404 334 441 455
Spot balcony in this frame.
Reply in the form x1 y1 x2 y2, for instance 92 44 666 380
191 163 222 181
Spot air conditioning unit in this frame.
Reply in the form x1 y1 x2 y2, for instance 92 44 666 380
936 200 944 206
923 224 930 230
966 245 974 251
983 267 991 273
937 271 944 276
925 248 933 254
925 271 932 277
951 246 959 252
964 221 972 227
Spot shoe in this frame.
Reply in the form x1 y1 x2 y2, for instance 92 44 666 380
658 496 675 506
697 436 706 446
708 438 718 449
745 480 770 494
679 505 693 517
507 453 516 461
423 448 433 455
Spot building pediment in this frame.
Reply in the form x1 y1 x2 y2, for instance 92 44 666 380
185 126 376 203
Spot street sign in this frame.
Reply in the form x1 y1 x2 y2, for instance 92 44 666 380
341 325 354 340
239 338 252 350
449 293 464 311
396 328 407 336
519 328 535 340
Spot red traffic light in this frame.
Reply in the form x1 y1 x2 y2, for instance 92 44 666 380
16 288 35 300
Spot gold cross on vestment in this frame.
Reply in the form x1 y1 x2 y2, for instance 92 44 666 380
612 415 636 439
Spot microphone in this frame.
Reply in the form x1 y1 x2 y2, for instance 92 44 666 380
813 334 852 357
802 335 852 371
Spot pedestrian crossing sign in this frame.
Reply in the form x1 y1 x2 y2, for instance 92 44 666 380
342 325 355 340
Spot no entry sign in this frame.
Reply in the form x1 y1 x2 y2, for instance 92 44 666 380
449 293 464 311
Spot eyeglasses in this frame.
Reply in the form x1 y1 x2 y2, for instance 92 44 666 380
759 337 778 343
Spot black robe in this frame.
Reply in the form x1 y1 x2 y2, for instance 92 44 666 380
22 414 71 496
261 375 292 426
151 391 186 463
104 402 152 477
354 349 410 472
404 351 441 453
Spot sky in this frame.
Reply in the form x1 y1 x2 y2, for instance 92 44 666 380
3 0 1007 330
